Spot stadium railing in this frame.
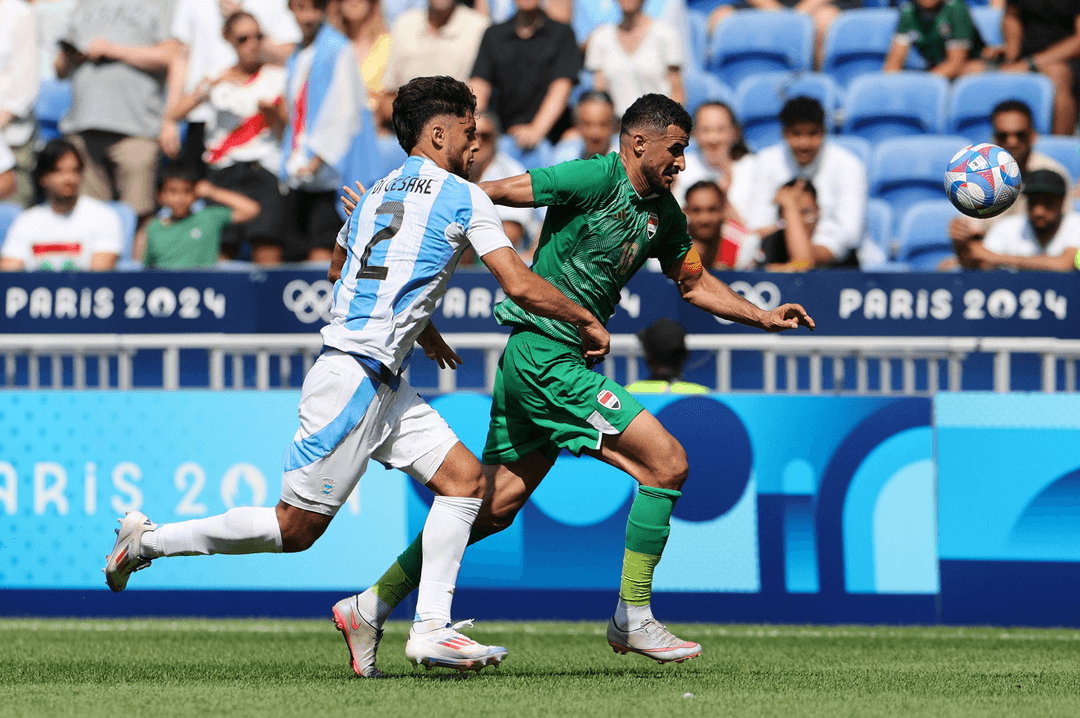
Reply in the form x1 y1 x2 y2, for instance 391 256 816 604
3 332 1079 395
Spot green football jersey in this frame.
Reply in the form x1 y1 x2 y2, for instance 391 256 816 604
493 152 692 346
895 0 983 68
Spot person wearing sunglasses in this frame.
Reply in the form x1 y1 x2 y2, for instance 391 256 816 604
168 11 288 265
948 100 1074 248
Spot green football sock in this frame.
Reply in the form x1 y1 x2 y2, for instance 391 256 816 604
370 525 491 610
620 486 681 606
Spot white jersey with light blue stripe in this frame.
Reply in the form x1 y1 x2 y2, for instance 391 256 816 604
321 155 513 374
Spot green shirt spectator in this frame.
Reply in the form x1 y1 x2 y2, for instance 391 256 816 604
884 0 986 80
145 205 233 269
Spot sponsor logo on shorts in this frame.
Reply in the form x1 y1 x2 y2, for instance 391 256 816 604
597 390 621 411
321 478 336 496
646 212 658 239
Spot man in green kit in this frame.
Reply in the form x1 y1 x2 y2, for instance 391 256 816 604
336 93 815 675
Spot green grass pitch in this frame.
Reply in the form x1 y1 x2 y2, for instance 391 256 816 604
2 619 1079 718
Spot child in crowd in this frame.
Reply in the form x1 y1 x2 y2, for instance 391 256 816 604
144 164 260 269
758 177 821 271
883 0 986 79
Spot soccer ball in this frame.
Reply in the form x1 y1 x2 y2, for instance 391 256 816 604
943 143 1022 218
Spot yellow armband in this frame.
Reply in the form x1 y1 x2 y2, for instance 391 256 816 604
676 247 703 285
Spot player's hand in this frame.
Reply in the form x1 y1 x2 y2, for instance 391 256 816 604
761 303 815 332
577 320 611 364
340 180 366 215
417 322 463 370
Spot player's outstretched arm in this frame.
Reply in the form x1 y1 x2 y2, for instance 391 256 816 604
667 248 815 333
481 247 610 360
479 174 536 208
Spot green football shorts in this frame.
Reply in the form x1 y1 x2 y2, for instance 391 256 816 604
482 328 644 465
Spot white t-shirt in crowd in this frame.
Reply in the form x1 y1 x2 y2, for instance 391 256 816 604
204 65 286 172
672 150 756 218
746 140 868 262
171 0 301 124
2 196 123 270
983 212 1080 259
584 20 684 115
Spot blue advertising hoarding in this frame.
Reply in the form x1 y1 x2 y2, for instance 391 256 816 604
0 391 938 625
1 269 1076 338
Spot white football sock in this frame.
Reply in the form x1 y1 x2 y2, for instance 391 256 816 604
413 495 482 628
141 507 283 558
614 600 654 631
354 588 394 627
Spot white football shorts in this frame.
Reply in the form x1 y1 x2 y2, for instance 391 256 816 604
280 348 458 516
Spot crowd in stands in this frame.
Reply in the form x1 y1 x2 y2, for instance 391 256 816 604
0 0 1077 274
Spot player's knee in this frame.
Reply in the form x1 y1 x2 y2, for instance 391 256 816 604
655 442 689 491
275 505 329 553
487 503 521 533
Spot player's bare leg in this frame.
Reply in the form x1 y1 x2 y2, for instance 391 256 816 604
584 411 703 664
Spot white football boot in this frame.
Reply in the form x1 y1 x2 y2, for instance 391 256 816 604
607 616 702 664
331 596 385 678
404 619 508 674
103 511 156 592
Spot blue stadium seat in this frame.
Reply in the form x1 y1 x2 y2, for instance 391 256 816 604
869 134 970 230
0 201 21 246
843 73 949 142
497 135 553 171
733 72 841 151
821 9 899 89
864 198 895 261
970 6 1003 47
110 201 140 270
686 9 710 71
706 11 813 89
896 199 960 270
1034 136 1080 183
34 79 72 143
829 135 872 167
683 70 733 117
946 73 1055 142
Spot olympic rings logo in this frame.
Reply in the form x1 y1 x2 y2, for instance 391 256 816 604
715 281 782 325
282 279 334 324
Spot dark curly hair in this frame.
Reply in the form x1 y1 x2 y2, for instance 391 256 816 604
620 93 693 137
392 76 477 153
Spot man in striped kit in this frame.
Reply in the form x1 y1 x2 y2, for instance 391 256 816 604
104 76 609 676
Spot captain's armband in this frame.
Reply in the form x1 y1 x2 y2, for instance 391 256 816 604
675 247 703 286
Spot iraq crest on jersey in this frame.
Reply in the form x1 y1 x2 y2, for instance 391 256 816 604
646 212 658 239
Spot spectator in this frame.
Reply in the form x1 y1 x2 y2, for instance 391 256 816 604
672 101 755 223
162 0 301 166
757 177 821 271
883 0 987 80
746 96 867 269
470 0 580 150
0 135 16 200
380 0 488 128
145 163 260 269
0 0 40 207
955 169 1080 271
709 0 839 70
625 318 708 395
571 0 687 56
949 100 1073 246
0 138 121 271
998 0 1079 136
551 90 617 164
33 0 76 82
336 0 392 113
463 112 542 262
55 0 178 238
683 179 757 270
168 11 288 265
279 0 370 262
584 0 684 116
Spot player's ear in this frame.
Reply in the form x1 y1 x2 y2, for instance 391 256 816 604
430 121 446 151
632 132 648 157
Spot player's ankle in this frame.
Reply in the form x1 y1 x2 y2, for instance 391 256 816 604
615 600 654 631
412 617 446 634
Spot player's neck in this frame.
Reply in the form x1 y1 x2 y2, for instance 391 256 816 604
618 152 651 197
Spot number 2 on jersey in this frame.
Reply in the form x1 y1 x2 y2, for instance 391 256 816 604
356 200 404 280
